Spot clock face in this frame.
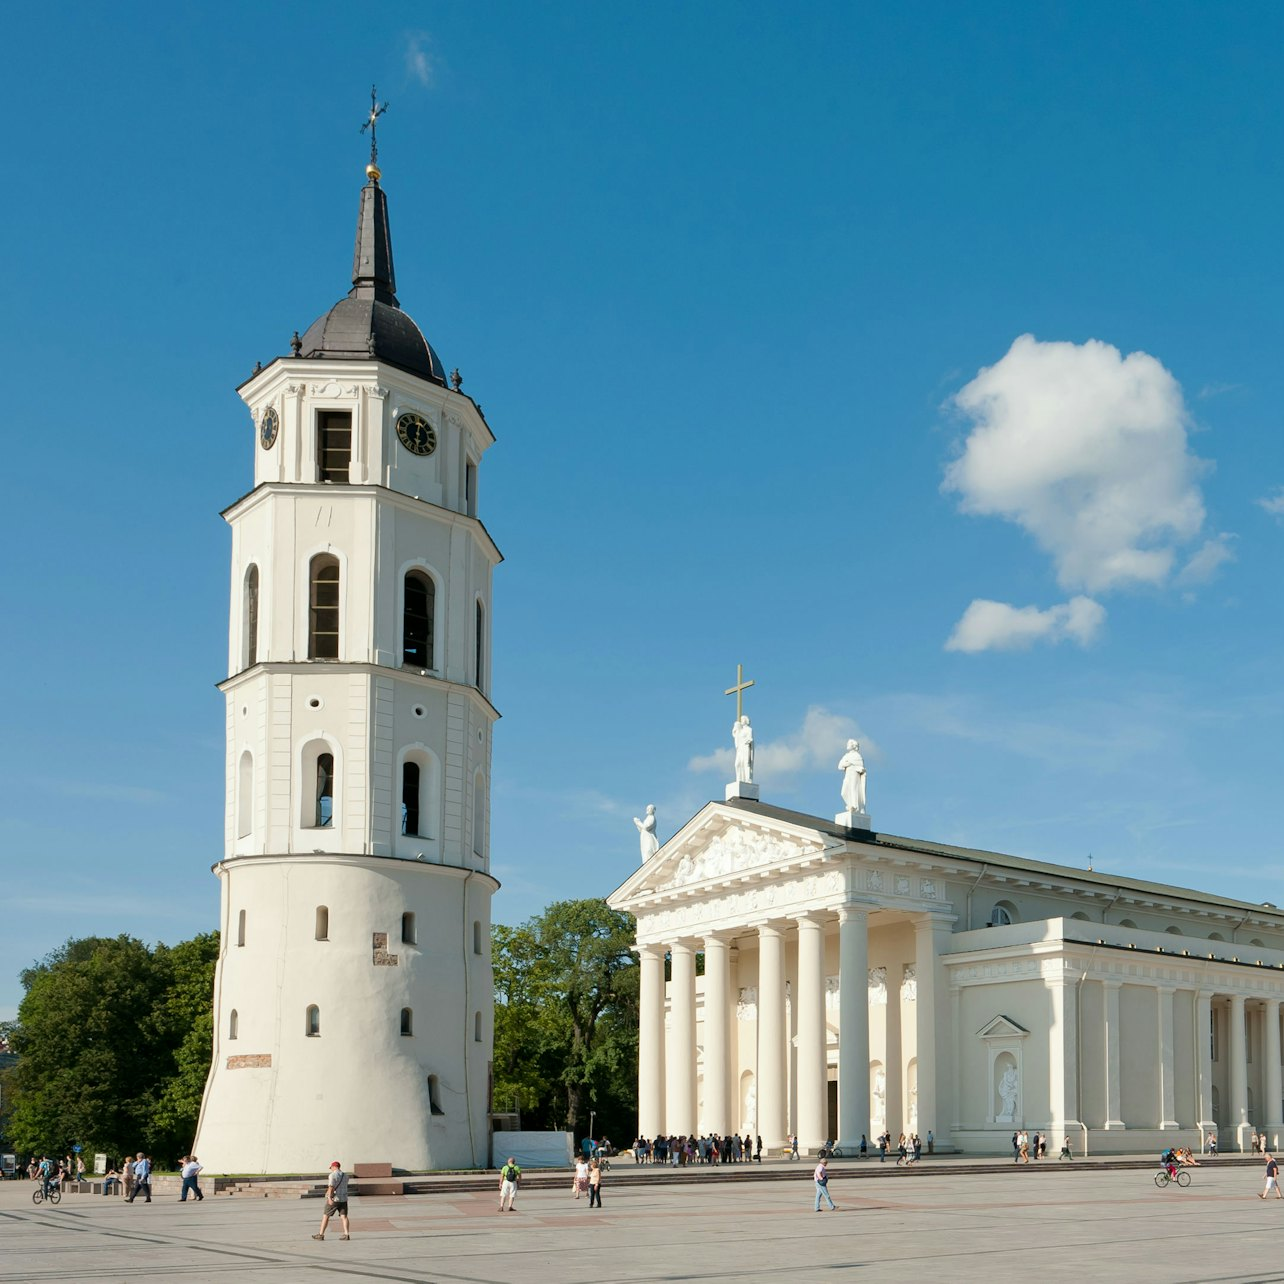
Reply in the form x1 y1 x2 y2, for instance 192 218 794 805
396 411 437 457
259 405 279 450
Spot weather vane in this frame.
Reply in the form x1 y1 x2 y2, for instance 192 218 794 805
360 85 389 175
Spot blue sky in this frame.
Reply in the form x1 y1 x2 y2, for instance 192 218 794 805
2 2 1281 1020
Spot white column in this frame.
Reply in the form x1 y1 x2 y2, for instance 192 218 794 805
702 935 731 1133
914 913 953 1145
1047 967 1077 1132
757 923 786 1148
950 984 963 1130
1265 1000 1283 1131
1158 986 1178 1129
1230 993 1249 1149
837 907 869 1148
638 944 666 1137
886 961 903 1133
1196 990 1214 1135
1103 979 1124 1129
667 942 697 1134
794 915 827 1151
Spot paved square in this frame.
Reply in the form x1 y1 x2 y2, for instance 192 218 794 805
2 1164 1281 1283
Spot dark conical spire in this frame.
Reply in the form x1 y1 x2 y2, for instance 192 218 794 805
351 179 398 306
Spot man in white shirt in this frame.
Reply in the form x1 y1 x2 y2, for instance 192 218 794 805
179 1155 204 1202
312 1161 350 1241
127 1153 152 1204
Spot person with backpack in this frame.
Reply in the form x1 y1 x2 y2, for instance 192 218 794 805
498 1157 521 1212
312 1160 350 1240
813 1155 837 1212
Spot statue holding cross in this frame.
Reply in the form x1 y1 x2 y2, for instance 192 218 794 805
725 664 756 785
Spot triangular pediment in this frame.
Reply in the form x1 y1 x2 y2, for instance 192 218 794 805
976 1015 1029 1041
607 802 830 909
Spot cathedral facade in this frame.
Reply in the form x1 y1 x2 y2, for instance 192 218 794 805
193 146 498 1173
609 796 1284 1156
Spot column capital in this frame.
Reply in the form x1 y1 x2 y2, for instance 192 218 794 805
750 920 787 937
914 909 957 930
1102 977 1123 991
837 903 874 926
669 939 698 957
789 912 828 930
702 931 730 950
633 942 666 959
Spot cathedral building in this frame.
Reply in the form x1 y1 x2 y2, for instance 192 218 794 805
193 136 498 1172
609 771 1284 1156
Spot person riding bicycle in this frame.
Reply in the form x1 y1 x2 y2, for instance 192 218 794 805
1161 1147 1178 1178
38 1156 55 1198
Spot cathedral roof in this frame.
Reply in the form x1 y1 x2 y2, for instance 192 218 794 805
298 176 446 386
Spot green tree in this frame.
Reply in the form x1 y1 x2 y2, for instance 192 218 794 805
5 932 218 1163
492 899 638 1141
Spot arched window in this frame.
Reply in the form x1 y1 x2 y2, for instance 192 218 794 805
475 600 486 693
308 555 340 659
474 1010 482 1042
1210 932 1226 942
472 771 485 857
236 750 254 840
1119 918 1138 929
1070 911 1090 921
403 571 435 669
237 909 246 947
401 1008 413 1036
315 753 334 828
473 920 483 956
402 761 421 836
427 1074 444 1115
315 906 329 941
990 902 1016 927
1166 926 1183 935
402 912 416 945
229 1009 239 1040
306 1005 321 1037
244 565 260 668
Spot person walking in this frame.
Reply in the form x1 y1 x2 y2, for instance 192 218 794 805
497 1156 521 1213
1261 1152 1283 1200
790 1134 799 1160
122 1156 135 1202
588 1157 603 1209
179 1155 204 1202
127 1154 152 1203
813 1156 836 1212
573 1155 589 1199
312 1161 351 1240
860 1134 868 1159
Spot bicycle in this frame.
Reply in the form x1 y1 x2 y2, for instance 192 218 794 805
1154 1167 1190 1188
818 1144 845 1160
32 1182 61 1205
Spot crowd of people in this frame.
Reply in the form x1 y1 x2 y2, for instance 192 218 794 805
630 1133 764 1164
22 1151 205 1202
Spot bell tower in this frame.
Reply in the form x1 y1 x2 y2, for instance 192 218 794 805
193 117 500 1173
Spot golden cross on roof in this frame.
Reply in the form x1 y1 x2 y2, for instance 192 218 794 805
360 85 389 171
724 663 755 722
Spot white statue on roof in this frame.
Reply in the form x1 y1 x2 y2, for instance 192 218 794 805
633 805 659 863
732 715 755 784
838 739 867 814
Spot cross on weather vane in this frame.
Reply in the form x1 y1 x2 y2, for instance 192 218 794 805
361 85 389 171
724 663 755 722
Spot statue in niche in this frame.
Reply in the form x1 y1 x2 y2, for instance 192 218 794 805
872 1067 886 1122
838 740 867 813
633 805 659 862
743 1081 757 1132
732 715 755 783
997 1063 1019 1121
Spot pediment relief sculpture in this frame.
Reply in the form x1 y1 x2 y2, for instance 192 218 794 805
638 824 819 895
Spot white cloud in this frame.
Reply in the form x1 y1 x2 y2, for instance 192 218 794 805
1176 533 1236 586
945 596 1106 653
944 335 1214 593
688 707 868 785
1258 487 1284 520
405 32 436 87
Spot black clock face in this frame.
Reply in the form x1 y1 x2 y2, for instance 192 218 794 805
396 411 437 457
259 405 279 450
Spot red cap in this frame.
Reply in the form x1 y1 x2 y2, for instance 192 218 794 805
329 1161 341 1168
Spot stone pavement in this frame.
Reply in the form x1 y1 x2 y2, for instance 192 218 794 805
3 1160 1283 1283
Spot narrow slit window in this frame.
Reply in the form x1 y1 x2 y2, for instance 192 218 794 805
306 1005 321 1037
473 920 482 956
315 753 334 828
465 461 477 516
229 1009 239 1040
237 750 253 839
474 601 485 693
237 909 246 947
308 556 340 659
244 565 260 668
402 761 421 836
427 1074 444 1115
315 906 329 940
403 572 435 669
401 1008 413 1036
317 411 352 484
474 1010 482 1042
402 912 416 945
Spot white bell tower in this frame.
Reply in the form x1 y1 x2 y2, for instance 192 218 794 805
193 132 500 1173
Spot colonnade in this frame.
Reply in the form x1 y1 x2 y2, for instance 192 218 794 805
637 907 954 1151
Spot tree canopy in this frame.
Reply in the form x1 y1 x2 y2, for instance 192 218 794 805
2 932 218 1162
492 899 638 1142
